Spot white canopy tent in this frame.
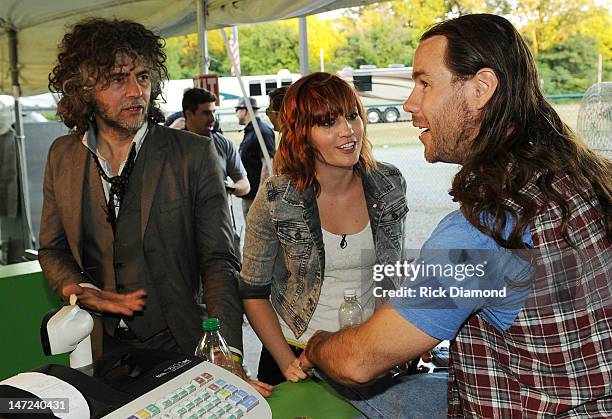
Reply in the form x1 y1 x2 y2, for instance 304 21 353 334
0 0 381 262
0 0 380 96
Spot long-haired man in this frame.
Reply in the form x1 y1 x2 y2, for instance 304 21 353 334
300 13 611 418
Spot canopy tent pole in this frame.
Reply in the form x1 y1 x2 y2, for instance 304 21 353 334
220 28 272 175
299 16 309 75
5 28 35 262
196 0 209 74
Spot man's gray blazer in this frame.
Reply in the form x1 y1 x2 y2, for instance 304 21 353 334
38 123 243 353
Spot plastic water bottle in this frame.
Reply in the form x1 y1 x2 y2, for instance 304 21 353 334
194 318 235 373
338 289 363 329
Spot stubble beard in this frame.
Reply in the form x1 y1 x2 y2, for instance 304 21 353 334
94 100 148 135
429 95 477 165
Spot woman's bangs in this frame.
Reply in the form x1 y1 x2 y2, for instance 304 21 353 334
306 82 358 126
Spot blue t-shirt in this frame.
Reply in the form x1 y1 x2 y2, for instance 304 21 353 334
391 210 533 340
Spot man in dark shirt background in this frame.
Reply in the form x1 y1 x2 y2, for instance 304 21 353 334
235 97 275 221
182 88 250 197
182 88 250 256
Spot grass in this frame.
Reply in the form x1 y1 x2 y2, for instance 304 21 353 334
366 122 421 148
223 103 578 149
223 121 421 148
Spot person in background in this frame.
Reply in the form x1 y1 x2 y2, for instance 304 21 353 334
163 110 185 129
299 13 611 418
182 87 250 256
183 88 250 197
41 17 271 396
239 72 408 385
266 86 288 132
236 97 275 221
164 108 223 133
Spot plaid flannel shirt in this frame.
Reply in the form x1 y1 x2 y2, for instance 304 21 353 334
448 173 612 418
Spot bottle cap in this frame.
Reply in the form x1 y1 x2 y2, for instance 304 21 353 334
343 289 356 298
202 317 221 331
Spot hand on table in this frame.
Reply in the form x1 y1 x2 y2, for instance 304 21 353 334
248 379 274 397
62 283 146 316
233 362 274 397
284 357 311 383
298 330 333 373
235 365 273 397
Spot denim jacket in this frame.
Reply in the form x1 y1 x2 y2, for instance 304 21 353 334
239 161 408 338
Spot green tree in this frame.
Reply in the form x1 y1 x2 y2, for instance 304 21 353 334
307 17 347 72
165 17 347 77
446 0 611 94
393 0 452 37
163 0 611 95
333 34 415 70
235 21 300 75
332 1 447 70
538 35 609 94
164 34 200 79
514 0 609 56
511 1 611 94
164 31 232 78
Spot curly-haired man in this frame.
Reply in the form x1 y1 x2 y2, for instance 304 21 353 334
40 18 271 395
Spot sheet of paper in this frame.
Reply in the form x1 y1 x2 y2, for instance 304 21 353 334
0 372 90 418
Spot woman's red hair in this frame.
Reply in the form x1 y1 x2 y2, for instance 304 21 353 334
274 72 376 193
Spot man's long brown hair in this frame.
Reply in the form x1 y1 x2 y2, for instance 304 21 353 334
48 18 167 135
274 72 376 194
422 14 611 248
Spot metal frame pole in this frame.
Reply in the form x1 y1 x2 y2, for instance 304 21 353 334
299 16 309 76
220 29 272 174
196 0 209 74
7 28 35 259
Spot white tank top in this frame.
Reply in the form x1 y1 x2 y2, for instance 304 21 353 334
279 221 376 347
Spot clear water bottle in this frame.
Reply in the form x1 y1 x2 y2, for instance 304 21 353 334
194 318 235 373
338 289 363 329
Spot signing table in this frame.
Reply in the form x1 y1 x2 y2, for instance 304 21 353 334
269 378 360 418
0 261 360 418
0 261 69 380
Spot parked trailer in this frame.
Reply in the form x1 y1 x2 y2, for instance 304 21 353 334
338 65 414 124
160 66 414 129
160 70 301 131
161 70 301 114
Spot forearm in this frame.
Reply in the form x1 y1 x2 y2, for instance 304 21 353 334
38 248 84 297
305 328 378 385
232 177 250 197
244 298 296 372
304 307 440 385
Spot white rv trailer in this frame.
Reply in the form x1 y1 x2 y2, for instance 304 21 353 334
337 64 414 124
160 69 301 131
161 69 301 112
160 66 413 129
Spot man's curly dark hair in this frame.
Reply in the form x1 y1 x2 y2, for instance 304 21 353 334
48 18 168 135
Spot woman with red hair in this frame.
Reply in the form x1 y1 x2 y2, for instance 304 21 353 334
239 72 408 384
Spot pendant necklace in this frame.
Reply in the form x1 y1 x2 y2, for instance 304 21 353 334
340 234 347 249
